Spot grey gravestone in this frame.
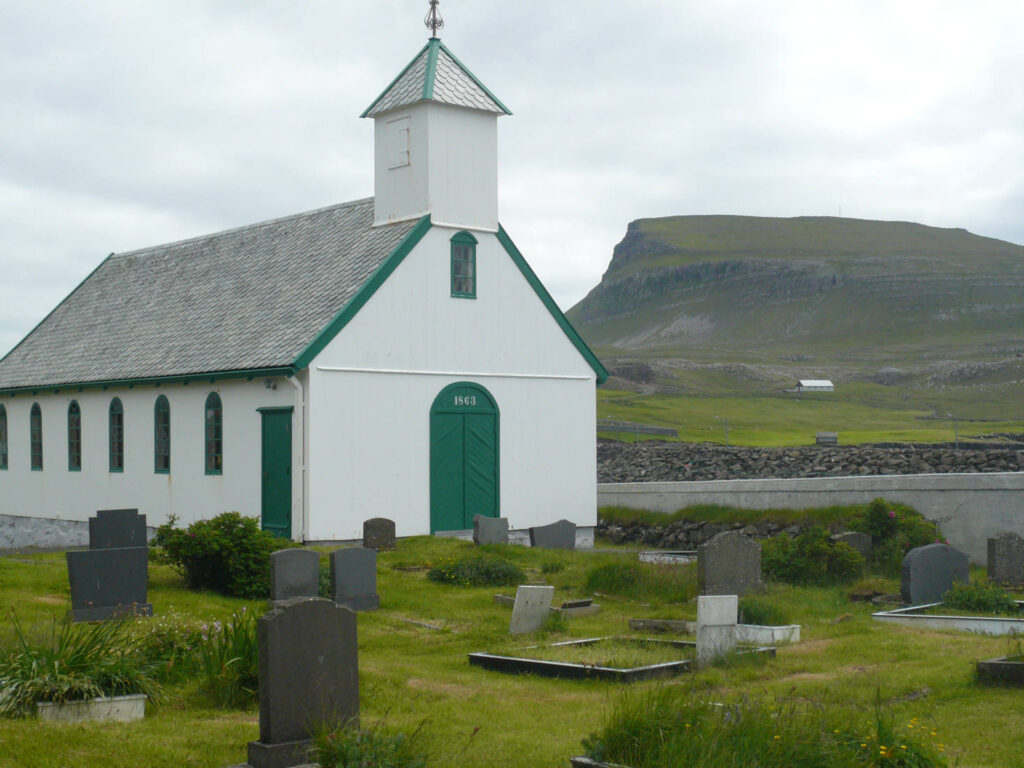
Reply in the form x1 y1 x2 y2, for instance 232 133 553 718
66 547 152 621
988 531 1024 587
697 531 764 596
833 531 872 561
509 585 554 634
269 549 320 604
473 515 509 546
901 543 970 604
696 594 738 667
528 519 576 550
89 508 147 549
330 547 379 611
362 518 396 551
247 598 358 768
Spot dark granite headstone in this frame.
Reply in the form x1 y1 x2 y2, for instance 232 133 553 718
473 515 509 546
900 543 970 604
66 547 152 621
833 531 872 561
362 518 396 551
247 599 359 768
269 549 320 604
987 531 1024 587
330 547 379 611
89 508 147 549
697 531 764 596
528 519 576 550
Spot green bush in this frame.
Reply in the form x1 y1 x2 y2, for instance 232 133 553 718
850 499 939 577
196 608 259 708
762 527 864 586
427 555 525 587
152 512 297 598
583 561 697 603
943 581 1019 615
311 718 428 768
0 612 162 717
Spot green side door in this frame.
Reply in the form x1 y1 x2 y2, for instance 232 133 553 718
430 383 499 533
260 408 293 539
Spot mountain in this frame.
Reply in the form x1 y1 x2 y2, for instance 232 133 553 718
567 216 1024 385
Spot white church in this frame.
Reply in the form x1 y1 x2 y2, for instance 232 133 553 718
0 31 607 544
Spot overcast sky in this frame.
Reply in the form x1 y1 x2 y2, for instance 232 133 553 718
3 1 1023 356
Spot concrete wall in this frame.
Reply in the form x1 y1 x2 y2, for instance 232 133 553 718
598 473 1024 565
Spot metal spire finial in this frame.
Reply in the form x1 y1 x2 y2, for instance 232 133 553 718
425 0 444 38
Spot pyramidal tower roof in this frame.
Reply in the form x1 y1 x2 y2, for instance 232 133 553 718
361 37 511 118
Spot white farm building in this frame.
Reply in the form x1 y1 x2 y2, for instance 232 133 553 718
0 36 607 546
796 380 835 393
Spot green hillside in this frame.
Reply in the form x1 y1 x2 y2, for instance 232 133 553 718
567 215 1024 435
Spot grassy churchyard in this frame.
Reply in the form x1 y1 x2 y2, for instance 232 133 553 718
1 532 1023 768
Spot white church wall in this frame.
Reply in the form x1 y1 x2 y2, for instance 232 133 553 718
305 226 597 540
0 378 294 531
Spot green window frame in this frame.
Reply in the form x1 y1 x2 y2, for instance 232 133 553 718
204 392 223 475
109 398 124 472
67 400 82 471
0 404 8 470
154 395 170 474
450 231 478 298
30 403 43 470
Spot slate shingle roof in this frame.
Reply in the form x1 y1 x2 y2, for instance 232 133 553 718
0 199 419 390
362 38 511 118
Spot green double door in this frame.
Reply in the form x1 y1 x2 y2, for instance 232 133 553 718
260 408 293 539
430 383 499 533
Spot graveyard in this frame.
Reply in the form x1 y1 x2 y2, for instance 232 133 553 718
1 517 1024 767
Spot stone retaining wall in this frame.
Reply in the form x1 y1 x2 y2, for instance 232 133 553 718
598 441 1024 483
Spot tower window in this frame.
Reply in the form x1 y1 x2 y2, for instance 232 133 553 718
450 231 478 298
68 401 81 471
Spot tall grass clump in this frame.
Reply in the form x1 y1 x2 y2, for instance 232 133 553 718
942 581 1019 615
582 688 948 768
196 608 259 708
310 717 428 768
583 561 697 603
0 611 161 717
427 554 525 587
152 511 297 598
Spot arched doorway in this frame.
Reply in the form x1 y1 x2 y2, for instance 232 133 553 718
430 382 499 533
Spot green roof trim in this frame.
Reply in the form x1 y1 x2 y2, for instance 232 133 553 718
422 38 441 101
360 41 431 118
0 367 297 397
292 215 433 370
496 226 609 384
437 41 512 116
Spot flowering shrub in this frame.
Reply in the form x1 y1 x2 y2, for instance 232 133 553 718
152 512 298 598
851 500 939 578
426 555 525 587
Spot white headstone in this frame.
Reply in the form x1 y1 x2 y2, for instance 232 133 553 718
696 594 738 667
509 585 554 635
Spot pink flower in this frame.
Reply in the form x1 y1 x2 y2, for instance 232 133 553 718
887 511 896 518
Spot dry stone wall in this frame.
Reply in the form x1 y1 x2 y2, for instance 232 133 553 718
598 441 1024 484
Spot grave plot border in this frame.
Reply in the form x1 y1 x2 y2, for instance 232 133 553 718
637 550 696 565
468 636 775 683
871 601 1024 636
976 656 1024 685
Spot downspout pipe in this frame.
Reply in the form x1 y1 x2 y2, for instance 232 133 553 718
287 373 308 542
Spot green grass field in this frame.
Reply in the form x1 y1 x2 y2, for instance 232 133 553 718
2 537 1023 767
598 386 1024 446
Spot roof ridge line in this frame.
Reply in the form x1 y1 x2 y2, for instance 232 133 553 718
113 197 374 258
